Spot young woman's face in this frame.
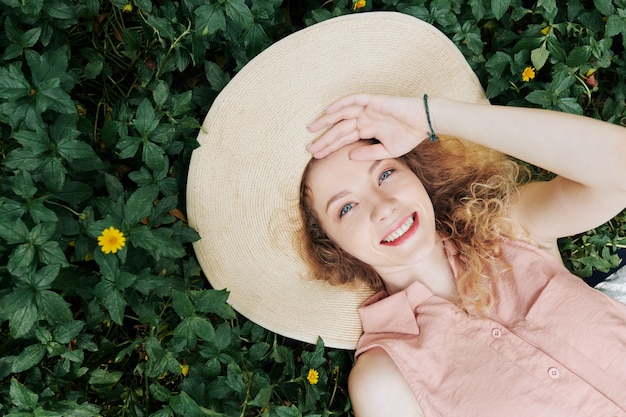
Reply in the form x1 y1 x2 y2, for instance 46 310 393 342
306 141 439 271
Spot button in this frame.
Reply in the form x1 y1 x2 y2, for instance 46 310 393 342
491 328 502 338
548 367 560 379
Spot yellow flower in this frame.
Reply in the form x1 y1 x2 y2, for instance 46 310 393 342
541 25 551 36
123 3 133 12
521 66 536 82
352 0 366 11
180 364 189 377
306 368 319 385
98 226 126 254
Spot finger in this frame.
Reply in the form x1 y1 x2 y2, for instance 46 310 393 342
349 143 394 161
324 93 376 113
309 131 361 159
308 104 365 133
308 118 357 153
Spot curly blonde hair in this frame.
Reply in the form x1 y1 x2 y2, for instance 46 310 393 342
298 136 531 312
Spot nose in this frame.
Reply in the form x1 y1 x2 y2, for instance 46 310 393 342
370 192 397 222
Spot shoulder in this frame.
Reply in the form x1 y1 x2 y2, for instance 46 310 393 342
349 348 425 417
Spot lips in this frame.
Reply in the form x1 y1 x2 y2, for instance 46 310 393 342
381 213 418 245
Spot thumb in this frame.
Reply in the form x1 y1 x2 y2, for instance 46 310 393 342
349 143 393 161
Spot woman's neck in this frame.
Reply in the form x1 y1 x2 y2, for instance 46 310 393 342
378 236 458 303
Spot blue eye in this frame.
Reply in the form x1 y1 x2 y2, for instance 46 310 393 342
379 169 394 184
339 203 354 218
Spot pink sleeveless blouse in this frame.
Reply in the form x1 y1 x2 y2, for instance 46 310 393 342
356 238 626 417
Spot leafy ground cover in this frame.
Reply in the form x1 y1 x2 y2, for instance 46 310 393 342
1 0 625 416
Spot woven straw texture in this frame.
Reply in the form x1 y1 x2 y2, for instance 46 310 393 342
187 11 487 349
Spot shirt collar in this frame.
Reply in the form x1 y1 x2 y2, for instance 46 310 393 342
358 280 434 335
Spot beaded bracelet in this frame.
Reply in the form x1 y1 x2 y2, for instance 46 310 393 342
423 94 439 142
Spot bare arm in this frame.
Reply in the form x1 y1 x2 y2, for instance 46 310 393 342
308 94 626 244
429 98 626 243
350 348 425 417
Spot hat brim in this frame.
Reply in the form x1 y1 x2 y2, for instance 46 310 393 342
187 11 487 349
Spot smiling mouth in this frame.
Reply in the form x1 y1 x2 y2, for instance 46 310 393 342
382 214 416 243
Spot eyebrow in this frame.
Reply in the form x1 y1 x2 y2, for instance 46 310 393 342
324 160 382 214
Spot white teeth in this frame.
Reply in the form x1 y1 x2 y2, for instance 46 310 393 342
383 216 414 243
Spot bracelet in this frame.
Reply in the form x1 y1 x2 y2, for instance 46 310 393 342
423 94 439 142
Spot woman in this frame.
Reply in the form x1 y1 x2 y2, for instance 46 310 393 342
186 12 626 417
301 94 626 416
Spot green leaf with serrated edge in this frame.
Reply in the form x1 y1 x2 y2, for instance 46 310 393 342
93 282 123 324
274 405 301 417
117 135 141 159
13 170 38 198
147 15 176 41
36 290 72 323
54 320 84 344
0 65 31 100
134 99 159 137
104 173 124 201
8 243 36 277
204 61 230 91
594 0 615 15
530 45 550 70
173 317 197 346
52 180 92 208
0 198 24 223
469 0 486 20
10 303 38 338
143 140 166 171
35 326 53 344
170 91 192 117
537 0 557 20
567 46 591 67
39 156 66 193
526 89 553 107
38 241 69 267
3 148 44 171
13 128 51 156
128 225 160 251
606 14 626 37
35 79 76 114
194 289 236 319
12 343 46 373
57 138 98 163
94 249 118 280
31 264 60 289
213 323 231 350
27 46 72 87
153 81 168 108
88 368 123 385
29 199 57 223
151 228 186 259
172 290 195 318
193 316 216 341
149 383 173 402
491 0 511 20
124 186 158 225
0 288 34 320
10 378 39 410
169 392 207 417
0 218 29 244
195 3 226 37
556 97 583 115
128 167 155 186
30 221 56 245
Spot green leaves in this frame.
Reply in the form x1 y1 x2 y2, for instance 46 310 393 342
0 0 623 416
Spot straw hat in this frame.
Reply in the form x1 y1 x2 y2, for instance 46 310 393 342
187 11 487 349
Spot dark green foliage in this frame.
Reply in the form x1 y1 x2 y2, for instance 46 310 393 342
0 0 624 415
